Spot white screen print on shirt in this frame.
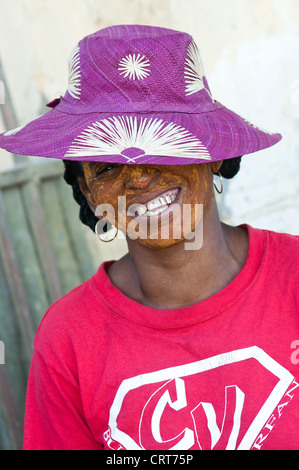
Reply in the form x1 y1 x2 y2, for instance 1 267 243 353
103 346 299 450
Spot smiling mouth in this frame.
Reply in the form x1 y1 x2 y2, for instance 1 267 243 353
127 189 180 217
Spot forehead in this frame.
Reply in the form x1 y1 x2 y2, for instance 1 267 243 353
82 161 209 177
82 161 106 173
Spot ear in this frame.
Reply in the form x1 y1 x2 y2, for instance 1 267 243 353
77 176 98 214
210 160 223 174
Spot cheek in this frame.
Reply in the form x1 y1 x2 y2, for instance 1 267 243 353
88 173 123 204
185 169 211 202
87 182 119 223
199 176 211 198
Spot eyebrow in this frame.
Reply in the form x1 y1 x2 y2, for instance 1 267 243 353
88 162 106 170
89 162 102 167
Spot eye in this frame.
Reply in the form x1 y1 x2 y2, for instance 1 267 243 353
96 163 123 177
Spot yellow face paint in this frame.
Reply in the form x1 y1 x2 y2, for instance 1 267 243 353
82 162 216 249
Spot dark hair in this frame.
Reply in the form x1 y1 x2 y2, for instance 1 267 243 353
219 156 242 179
63 160 99 232
63 157 242 231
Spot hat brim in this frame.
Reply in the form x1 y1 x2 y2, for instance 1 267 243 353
0 102 282 166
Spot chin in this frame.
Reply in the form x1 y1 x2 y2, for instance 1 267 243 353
129 233 186 250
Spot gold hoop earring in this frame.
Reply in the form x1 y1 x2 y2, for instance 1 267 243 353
213 171 223 194
95 220 118 243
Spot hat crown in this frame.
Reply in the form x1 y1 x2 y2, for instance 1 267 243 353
0 24 282 166
62 25 214 114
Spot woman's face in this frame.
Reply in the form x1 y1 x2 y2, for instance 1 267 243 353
81 162 221 249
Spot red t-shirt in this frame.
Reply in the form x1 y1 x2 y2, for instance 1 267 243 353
23 225 299 450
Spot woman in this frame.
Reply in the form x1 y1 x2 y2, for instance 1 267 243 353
0 25 298 451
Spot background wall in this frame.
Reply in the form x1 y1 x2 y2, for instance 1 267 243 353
0 0 298 248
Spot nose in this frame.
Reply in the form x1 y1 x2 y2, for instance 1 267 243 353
124 165 161 190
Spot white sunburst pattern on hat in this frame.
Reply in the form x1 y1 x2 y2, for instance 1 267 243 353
3 113 44 137
241 116 276 136
118 54 151 81
184 41 213 100
4 125 26 136
68 45 81 99
65 116 211 161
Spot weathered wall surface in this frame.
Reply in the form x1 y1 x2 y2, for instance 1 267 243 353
0 0 298 245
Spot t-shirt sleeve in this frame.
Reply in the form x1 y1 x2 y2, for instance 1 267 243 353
23 347 103 450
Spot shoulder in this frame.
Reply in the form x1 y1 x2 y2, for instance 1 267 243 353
265 227 299 256
33 263 111 368
254 226 299 281
247 224 299 254
243 225 299 284
37 274 98 332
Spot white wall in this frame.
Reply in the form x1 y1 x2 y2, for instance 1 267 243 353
0 0 298 262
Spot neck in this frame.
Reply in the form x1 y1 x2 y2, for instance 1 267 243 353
108 203 248 309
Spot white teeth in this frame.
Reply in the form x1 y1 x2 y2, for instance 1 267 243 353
147 197 165 211
136 205 147 216
146 206 168 216
128 190 179 217
147 191 178 211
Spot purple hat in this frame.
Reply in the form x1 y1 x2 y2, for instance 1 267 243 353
0 25 282 166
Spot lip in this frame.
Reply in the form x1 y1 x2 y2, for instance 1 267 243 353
126 186 181 217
